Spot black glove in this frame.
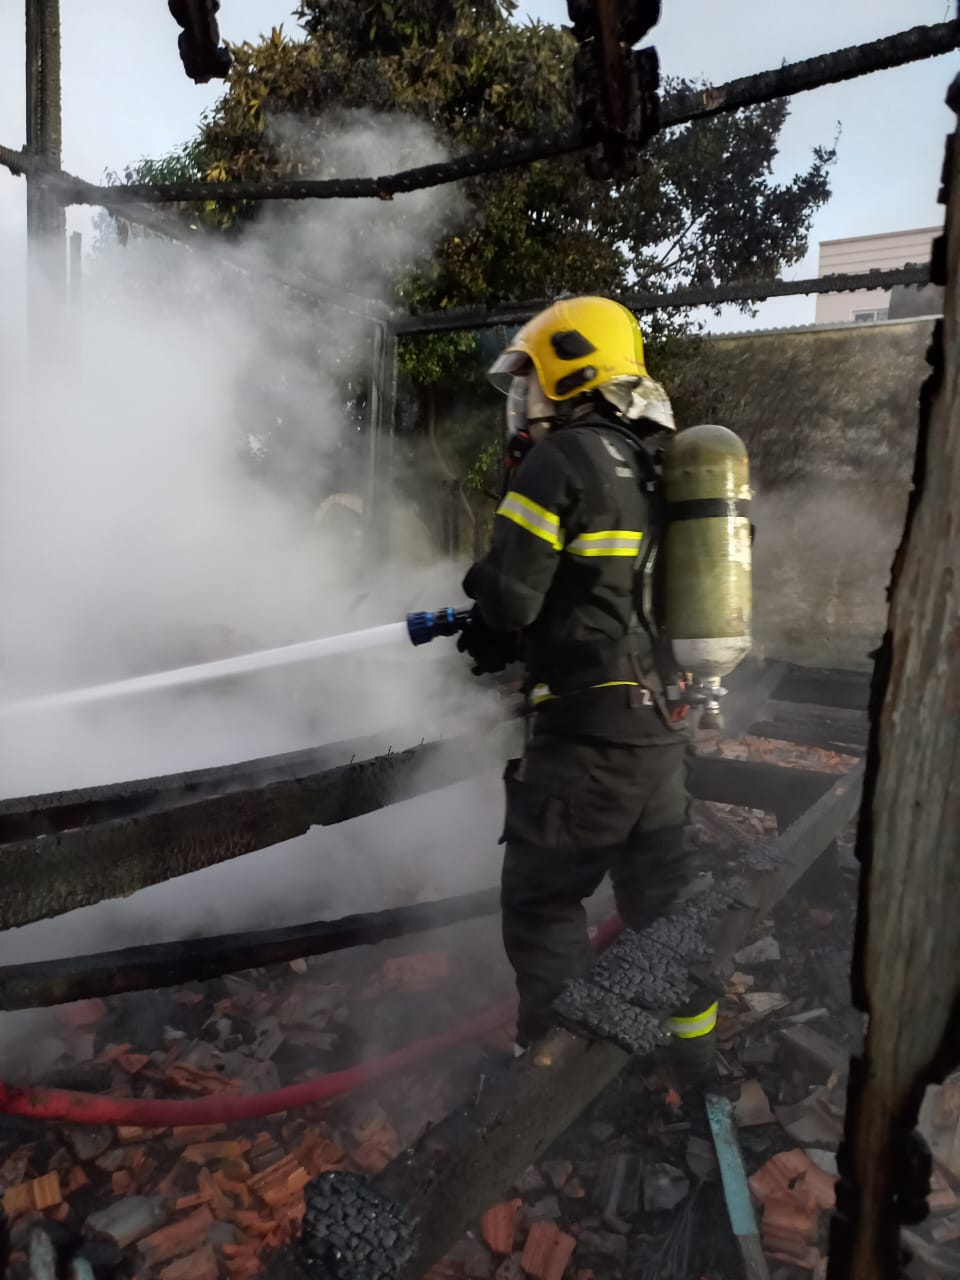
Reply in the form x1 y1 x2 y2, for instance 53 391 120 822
456 607 519 676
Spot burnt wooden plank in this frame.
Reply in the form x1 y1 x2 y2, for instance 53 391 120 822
770 665 871 712
0 725 519 932
0 725 835 932
0 888 501 1011
0 727 404 842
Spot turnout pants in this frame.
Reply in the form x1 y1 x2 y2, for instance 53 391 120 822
500 732 699 1046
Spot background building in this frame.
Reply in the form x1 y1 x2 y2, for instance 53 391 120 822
814 227 941 324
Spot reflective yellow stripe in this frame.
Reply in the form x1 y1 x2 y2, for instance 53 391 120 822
496 492 563 550
567 529 643 558
530 679 639 707
666 1001 718 1040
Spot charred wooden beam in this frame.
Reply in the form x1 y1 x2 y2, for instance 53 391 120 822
297 766 862 1280
392 265 932 336
0 704 837 934
0 725 519 933
0 737 836 844
2 23 953 208
0 726 402 843
747 702 868 755
0 887 501 1011
768 666 870 713
830 76 960 1280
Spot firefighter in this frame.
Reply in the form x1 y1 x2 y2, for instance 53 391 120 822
458 296 715 1057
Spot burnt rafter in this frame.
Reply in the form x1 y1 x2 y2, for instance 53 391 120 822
1 22 954 206
392 264 933 335
566 0 661 176
168 0 231 84
0 887 503 1011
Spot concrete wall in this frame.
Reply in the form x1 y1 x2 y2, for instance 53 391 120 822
668 318 936 671
815 227 940 323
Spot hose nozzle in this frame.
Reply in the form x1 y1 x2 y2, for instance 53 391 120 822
406 607 472 647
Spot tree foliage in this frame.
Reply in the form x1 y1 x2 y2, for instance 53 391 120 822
127 0 835 387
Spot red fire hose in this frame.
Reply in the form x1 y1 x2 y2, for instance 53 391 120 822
0 915 624 1128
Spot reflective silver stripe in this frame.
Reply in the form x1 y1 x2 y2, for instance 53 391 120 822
567 529 643 558
496 492 563 550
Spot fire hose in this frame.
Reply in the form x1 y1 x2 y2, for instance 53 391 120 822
0 917 623 1128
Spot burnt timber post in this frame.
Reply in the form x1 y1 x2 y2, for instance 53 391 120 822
829 73 960 1280
25 0 66 340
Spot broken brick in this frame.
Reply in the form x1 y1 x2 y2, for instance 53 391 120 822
229 1211 274 1238
762 1194 819 1243
138 1206 216 1268
198 1169 233 1218
249 1154 299 1191
520 1222 576 1280
3 1172 62 1217
117 1125 167 1143
180 1141 251 1165
350 1140 392 1175
256 1166 309 1208
115 1053 151 1075
99 1043 134 1063
749 1149 836 1212
57 999 107 1029
213 1172 252 1208
158 1243 218 1280
168 1126 228 1148
367 952 450 996
299 1136 346 1175
480 1200 522 1256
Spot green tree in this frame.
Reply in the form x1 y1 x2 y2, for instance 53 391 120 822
124 0 834 385
114 2 834 537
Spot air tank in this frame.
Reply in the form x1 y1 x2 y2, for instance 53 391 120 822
661 424 752 727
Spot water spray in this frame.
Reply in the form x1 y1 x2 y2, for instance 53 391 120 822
0 609 472 720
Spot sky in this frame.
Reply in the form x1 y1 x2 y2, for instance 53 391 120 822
0 0 955 330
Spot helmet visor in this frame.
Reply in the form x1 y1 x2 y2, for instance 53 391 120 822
505 376 528 442
488 349 531 394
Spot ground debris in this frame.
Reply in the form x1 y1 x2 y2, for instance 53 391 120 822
0 731 873 1280
479 1201 521 1256
732 1079 776 1128
520 1221 576 1280
642 1163 689 1212
734 937 781 965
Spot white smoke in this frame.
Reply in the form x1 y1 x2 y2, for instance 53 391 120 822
0 112 509 974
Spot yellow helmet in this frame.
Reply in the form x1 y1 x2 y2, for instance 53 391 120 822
488 295 675 431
